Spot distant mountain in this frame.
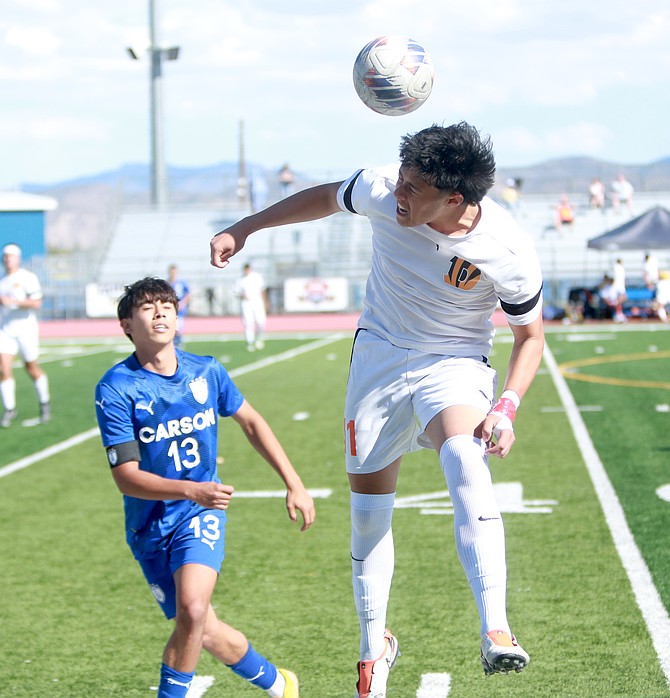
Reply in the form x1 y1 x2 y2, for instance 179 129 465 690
497 156 670 195
24 162 244 204
18 156 670 251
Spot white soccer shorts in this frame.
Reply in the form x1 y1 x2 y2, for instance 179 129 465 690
0 321 40 362
344 329 497 474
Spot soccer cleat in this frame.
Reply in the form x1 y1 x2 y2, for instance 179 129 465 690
1 408 17 428
278 668 299 697
480 629 530 675
356 629 399 698
39 402 51 424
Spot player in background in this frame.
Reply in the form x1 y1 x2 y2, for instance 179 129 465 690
167 264 190 347
234 262 268 351
95 277 314 698
210 122 544 697
0 243 50 427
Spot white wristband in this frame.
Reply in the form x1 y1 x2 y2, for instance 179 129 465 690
493 415 514 439
500 390 520 408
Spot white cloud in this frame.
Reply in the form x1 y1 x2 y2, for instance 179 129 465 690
0 0 669 187
0 113 104 140
5 25 61 55
496 122 615 164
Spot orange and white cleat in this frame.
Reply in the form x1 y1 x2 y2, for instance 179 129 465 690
355 629 400 698
480 629 530 675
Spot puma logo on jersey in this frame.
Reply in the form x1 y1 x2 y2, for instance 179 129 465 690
444 255 481 290
135 400 154 415
95 399 106 411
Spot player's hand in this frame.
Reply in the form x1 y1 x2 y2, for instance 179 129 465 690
482 412 516 458
286 485 315 532
191 482 235 509
482 395 518 458
210 226 248 268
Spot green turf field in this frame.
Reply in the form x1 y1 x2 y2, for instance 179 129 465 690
1 326 669 697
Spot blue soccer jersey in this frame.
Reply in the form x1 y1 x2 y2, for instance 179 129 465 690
95 350 244 557
171 279 189 318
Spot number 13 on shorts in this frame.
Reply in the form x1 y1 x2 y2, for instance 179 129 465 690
189 512 221 551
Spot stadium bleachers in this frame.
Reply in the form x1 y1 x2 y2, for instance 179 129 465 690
78 191 670 318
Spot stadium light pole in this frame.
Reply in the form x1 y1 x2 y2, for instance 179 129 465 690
127 0 180 209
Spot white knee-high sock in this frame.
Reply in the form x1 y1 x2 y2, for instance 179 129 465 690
1 378 16 411
34 373 49 404
440 435 510 635
350 491 395 660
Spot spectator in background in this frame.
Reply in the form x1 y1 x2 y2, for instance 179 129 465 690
235 263 268 351
554 194 575 231
613 258 626 297
205 287 216 316
167 264 190 348
610 174 634 215
611 259 627 323
598 274 626 322
654 270 670 322
501 178 520 215
588 178 605 210
643 251 660 291
0 243 50 427
278 164 296 199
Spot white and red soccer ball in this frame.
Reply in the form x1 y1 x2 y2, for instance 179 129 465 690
353 36 434 116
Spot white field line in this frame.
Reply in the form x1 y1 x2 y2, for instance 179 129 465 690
0 428 100 479
185 675 215 697
416 672 451 697
0 336 345 480
227 334 346 377
544 343 670 686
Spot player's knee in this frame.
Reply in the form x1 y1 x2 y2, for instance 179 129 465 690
350 492 395 560
439 434 487 484
175 597 209 630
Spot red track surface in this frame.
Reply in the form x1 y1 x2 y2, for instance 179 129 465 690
40 310 509 339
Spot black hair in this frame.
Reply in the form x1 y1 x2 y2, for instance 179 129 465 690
398 121 496 204
117 277 179 322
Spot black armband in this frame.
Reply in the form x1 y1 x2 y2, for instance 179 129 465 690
342 169 364 214
105 440 141 468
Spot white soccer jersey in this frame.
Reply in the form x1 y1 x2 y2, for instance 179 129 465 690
0 267 43 330
235 271 266 312
337 164 543 356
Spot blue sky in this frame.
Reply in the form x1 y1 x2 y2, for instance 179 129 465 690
2 0 669 189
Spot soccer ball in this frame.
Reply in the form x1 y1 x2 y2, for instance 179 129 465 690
352 36 434 116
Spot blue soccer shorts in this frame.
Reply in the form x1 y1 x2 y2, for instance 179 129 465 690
136 508 227 619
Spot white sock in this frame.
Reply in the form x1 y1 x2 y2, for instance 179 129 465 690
350 491 395 660
34 373 50 404
266 671 285 697
1 378 16 411
440 435 510 635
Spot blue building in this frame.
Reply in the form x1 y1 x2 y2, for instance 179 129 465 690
0 191 58 261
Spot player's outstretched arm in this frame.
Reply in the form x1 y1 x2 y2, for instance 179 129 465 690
482 315 544 458
111 460 235 509
210 182 343 269
231 400 316 531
